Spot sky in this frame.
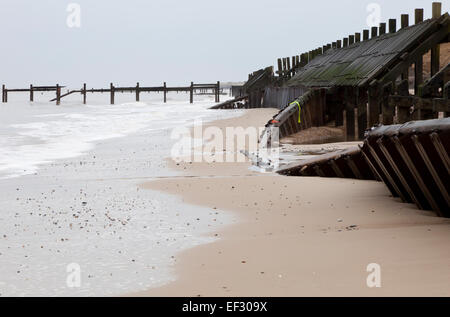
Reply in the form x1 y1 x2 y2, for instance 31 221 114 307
0 0 448 88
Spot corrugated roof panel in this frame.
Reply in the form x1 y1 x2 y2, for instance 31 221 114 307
287 18 444 87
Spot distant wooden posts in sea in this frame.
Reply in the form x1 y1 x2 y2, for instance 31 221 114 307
2 82 222 105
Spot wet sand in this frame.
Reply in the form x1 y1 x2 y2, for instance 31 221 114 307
137 109 450 297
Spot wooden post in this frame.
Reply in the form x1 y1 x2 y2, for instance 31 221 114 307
371 26 378 38
2 85 5 103
2 85 7 103
381 82 394 124
216 81 220 103
363 29 369 41
286 57 291 77
163 82 167 103
396 82 410 123
300 54 306 67
30 84 34 102
431 2 441 76
344 88 355 141
415 9 424 95
357 88 367 140
415 8 424 24
83 83 87 104
379 23 386 35
190 82 193 104
343 38 348 47
401 14 409 29
355 33 361 43
349 35 355 45
110 83 115 105
344 107 355 141
432 2 442 19
401 15 410 81
56 84 61 106
277 58 282 77
336 40 342 49
136 82 140 102
368 84 380 128
389 19 397 33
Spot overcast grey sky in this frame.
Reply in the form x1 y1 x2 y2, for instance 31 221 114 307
0 0 447 87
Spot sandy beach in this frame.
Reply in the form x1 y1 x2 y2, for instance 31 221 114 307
137 108 450 297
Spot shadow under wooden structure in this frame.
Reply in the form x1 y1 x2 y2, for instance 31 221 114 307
2 82 221 105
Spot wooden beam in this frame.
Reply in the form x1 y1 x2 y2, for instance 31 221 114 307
415 53 424 95
277 58 282 76
431 2 442 76
363 29 369 41
30 84 34 102
401 14 409 29
371 26 378 38
344 107 355 141
355 33 361 43
344 88 355 141
389 95 450 113
136 82 140 102
56 84 61 106
349 35 355 45
83 83 87 104
378 21 449 86
368 84 380 128
357 88 367 140
415 8 424 24
216 81 220 103
379 23 386 35
432 2 442 19
414 9 423 96
110 83 115 105
389 19 397 33
381 82 394 124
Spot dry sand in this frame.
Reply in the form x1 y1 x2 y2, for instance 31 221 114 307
136 109 450 297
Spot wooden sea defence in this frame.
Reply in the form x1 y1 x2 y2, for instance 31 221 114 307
2 82 221 105
231 2 450 145
278 118 450 217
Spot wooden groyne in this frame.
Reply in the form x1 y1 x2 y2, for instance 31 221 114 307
277 118 450 217
232 2 450 145
2 82 221 105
